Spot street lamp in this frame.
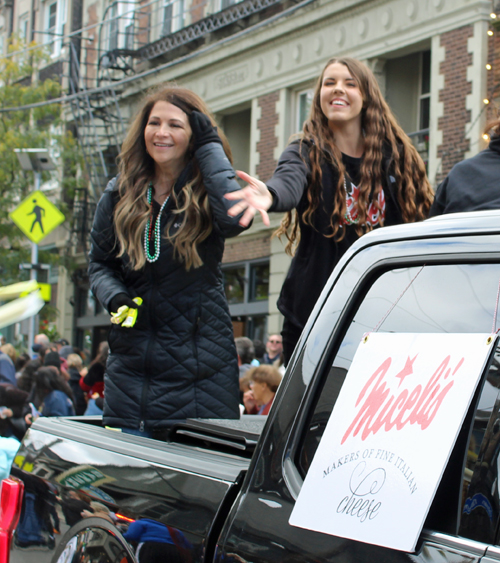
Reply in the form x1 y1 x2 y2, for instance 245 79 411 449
14 148 56 354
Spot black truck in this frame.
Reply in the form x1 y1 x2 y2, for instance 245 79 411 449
7 210 500 563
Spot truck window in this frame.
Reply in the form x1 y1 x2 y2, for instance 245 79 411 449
296 263 500 538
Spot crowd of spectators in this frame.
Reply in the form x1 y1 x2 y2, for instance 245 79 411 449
0 333 107 441
0 329 286 440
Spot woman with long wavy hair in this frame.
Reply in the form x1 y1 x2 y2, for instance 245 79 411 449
227 57 434 364
88 85 246 437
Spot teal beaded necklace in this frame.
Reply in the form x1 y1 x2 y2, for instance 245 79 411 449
144 184 169 263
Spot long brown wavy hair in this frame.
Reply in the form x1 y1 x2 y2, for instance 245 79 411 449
114 84 233 270
276 57 434 255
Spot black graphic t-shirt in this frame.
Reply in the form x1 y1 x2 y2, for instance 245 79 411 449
342 153 386 227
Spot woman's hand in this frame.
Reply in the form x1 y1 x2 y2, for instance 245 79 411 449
189 111 222 152
109 293 137 314
243 390 257 414
225 171 273 227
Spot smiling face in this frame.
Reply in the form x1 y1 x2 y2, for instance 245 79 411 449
144 101 192 173
266 334 283 358
319 62 364 130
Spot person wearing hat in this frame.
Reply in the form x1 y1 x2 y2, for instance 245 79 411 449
44 351 70 382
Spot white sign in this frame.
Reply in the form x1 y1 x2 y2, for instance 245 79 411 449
289 333 496 552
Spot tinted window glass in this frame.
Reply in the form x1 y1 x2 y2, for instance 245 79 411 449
223 266 245 304
249 263 269 302
298 264 500 477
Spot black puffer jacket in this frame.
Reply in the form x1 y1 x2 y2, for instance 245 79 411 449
88 142 245 430
429 134 500 216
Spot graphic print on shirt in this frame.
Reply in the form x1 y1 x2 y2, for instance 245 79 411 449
344 180 386 226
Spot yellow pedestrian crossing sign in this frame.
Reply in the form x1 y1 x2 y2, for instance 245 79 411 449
9 190 65 244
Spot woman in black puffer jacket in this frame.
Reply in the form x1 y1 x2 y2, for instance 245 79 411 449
88 85 246 437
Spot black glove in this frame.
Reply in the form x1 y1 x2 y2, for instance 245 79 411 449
109 293 137 314
189 111 222 152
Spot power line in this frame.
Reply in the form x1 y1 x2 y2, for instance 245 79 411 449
0 0 315 114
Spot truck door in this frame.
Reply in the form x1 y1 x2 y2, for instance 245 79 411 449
217 237 500 563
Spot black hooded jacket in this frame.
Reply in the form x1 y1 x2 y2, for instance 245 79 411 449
267 141 402 331
88 142 246 430
430 135 500 216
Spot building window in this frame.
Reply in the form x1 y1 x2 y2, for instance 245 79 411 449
159 0 184 37
223 265 246 304
125 21 134 50
385 49 431 169
108 3 119 50
162 1 173 35
19 14 29 43
296 88 314 133
223 260 269 339
249 263 269 302
419 50 431 131
220 0 243 9
43 0 65 56
104 2 136 53
47 2 57 36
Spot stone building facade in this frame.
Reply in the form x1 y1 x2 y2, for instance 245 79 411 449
1 0 499 350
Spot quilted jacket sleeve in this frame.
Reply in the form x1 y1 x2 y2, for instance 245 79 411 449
88 178 130 312
194 142 248 238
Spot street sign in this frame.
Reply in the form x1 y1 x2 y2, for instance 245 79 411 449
9 190 65 243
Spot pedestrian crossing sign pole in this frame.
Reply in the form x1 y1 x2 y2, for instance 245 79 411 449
11 149 60 353
9 190 65 244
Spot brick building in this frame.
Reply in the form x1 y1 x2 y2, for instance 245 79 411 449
1 0 499 351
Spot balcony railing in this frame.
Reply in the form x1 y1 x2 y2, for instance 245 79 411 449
95 0 286 83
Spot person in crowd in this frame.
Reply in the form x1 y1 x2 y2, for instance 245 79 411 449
123 517 192 563
226 57 433 363
235 337 255 379
0 383 29 439
44 350 70 381
26 366 75 421
88 85 247 437
252 339 265 364
239 370 253 410
53 338 71 370
32 333 50 359
67 353 87 416
263 334 283 365
53 338 70 352
80 341 108 416
82 502 114 524
15 353 30 379
17 359 42 396
0 347 16 386
243 365 282 415
430 117 500 216
0 343 16 365
60 489 93 527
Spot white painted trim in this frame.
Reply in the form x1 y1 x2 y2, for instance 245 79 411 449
250 97 261 178
465 19 489 159
428 33 445 188
274 88 288 163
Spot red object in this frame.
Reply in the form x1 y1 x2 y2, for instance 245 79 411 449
0 478 24 563
115 513 135 523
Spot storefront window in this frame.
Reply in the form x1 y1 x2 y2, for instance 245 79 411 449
223 266 245 304
249 263 269 301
